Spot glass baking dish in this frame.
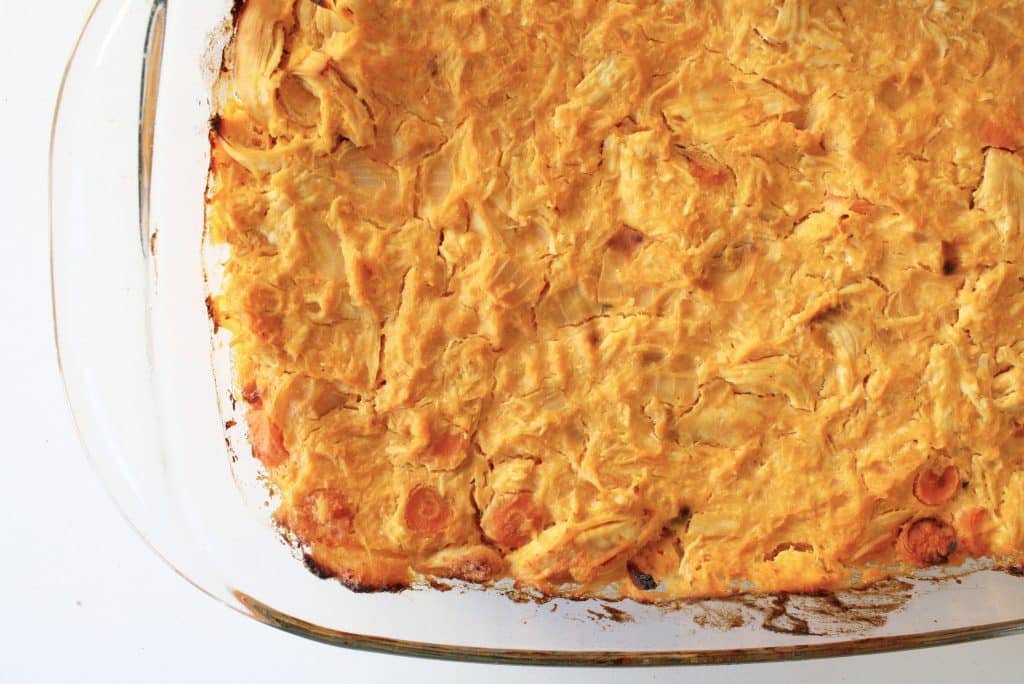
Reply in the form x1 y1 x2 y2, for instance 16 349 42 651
50 0 1024 665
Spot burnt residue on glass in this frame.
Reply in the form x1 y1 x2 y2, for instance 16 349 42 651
680 579 916 637
230 0 246 24
205 295 220 333
1001 563 1024 577
756 582 914 636
586 605 635 624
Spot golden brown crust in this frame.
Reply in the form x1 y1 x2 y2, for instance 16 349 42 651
210 0 1024 598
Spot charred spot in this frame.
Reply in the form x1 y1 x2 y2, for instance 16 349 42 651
586 329 602 348
337 572 408 594
302 553 337 580
941 240 959 276
311 0 328 7
209 113 223 134
627 561 658 591
303 555 407 592
230 0 246 23
607 225 647 255
225 419 237 429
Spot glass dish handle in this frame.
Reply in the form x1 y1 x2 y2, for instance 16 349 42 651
51 0 230 604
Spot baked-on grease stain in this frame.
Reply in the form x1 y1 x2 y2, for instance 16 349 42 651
761 595 812 635
586 605 635 624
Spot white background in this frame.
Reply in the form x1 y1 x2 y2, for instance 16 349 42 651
3 1 1022 681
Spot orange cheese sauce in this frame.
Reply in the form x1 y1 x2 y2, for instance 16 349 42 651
208 0 1024 598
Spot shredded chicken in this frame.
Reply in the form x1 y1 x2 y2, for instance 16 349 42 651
207 0 1024 599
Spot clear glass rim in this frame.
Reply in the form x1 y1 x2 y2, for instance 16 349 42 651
234 590 1024 666
49 0 1024 666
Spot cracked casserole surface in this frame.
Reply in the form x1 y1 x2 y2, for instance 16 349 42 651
207 0 1024 599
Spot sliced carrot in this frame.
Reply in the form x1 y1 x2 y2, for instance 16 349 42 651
404 486 452 535
482 492 546 551
912 464 959 506
898 517 957 567
246 409 290 467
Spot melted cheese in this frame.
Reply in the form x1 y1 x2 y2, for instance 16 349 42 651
208 0 1024 599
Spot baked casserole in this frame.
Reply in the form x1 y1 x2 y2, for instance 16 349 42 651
206 0 1024 600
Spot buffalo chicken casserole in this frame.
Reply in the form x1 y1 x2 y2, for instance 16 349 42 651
207 0 1024 599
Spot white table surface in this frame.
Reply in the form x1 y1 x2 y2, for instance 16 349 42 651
5 2 1022 682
